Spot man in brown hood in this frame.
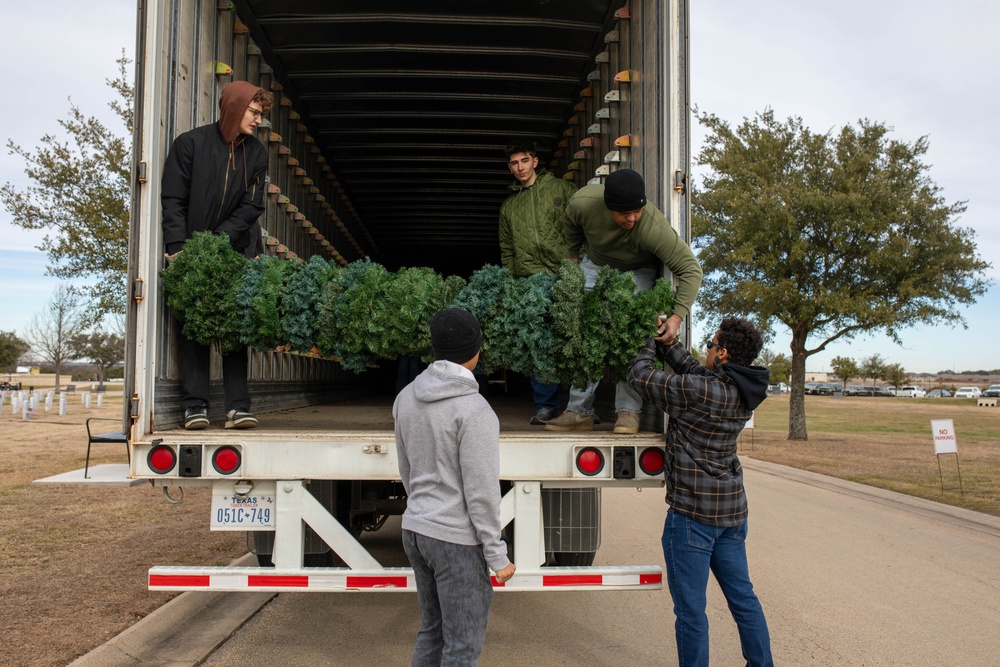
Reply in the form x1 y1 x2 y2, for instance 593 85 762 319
161 81 273 430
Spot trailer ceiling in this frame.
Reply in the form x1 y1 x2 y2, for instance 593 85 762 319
234 0 627 275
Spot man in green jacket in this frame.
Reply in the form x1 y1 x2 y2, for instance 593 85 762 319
545 168 703 434
499 140 577 424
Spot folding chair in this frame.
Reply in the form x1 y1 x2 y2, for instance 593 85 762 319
85 418 129 478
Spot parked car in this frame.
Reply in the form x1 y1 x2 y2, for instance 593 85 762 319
804 382 822 395
924 388 953 398
871 386 896 397
895 386 927 398
954 386 982 398
982 384 1000 398
844 385 867 396
818 383 843 395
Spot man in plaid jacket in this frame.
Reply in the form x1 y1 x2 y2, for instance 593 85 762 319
626 316 773 667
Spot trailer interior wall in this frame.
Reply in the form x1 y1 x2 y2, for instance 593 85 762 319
129 0 688 433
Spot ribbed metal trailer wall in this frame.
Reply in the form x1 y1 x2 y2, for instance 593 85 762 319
126 0 689 433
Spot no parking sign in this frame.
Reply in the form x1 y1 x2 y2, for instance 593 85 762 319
931 419 958 454
930 418 963 494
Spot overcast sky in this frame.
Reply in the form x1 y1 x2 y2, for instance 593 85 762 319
0 1 996 374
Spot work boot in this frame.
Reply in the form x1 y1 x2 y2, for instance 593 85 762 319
183 406 209 430
613 411 640 434
544 410 594 432
530 407 557 425
225 409 258 430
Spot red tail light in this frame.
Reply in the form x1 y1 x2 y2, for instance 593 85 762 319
148 445 177 474
212 446 242 474
638 447 665 476
576 447 606 476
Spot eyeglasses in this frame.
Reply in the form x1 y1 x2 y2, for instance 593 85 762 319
706 340 723 350
246 106 264 120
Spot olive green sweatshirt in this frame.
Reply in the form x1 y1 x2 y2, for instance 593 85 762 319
564 184 703 320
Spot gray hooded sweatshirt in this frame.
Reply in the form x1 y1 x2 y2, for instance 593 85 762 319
392 360 510 572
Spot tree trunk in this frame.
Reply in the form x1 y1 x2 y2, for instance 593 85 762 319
788 328 809 440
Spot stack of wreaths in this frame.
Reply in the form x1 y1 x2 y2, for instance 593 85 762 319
162 231 675 385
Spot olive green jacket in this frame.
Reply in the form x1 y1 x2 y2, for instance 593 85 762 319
565 184 703 320
499 170 577 277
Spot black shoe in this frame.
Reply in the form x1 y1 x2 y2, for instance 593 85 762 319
225 409 258 430
184 407 209 430
530 407 557 425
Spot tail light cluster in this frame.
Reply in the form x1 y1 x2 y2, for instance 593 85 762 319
145 444 242 476
574 446 665 479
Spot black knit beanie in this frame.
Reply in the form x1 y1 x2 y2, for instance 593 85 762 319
430 308 482 364
604 168 647 211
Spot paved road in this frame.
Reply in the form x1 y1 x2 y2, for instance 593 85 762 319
76 458 1000 666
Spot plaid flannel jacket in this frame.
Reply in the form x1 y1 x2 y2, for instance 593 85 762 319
626 338 752 527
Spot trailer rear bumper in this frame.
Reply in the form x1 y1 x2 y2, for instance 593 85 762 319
148 565 662 593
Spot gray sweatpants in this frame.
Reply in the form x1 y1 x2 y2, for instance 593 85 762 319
402 529 495 666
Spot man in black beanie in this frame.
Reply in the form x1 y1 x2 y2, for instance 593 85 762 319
393 307 516 665
545 168 703 435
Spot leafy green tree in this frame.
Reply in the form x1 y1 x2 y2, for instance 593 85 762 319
768 353 791 385
1 54 132 321
0 331 30 373
860 354 886 388
68 330 125 387
882 363 908 390
830 356 859 389
23 285 86 393
693 109 990 440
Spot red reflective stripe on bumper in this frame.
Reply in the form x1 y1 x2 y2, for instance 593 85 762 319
639 573 661 585
247 575 309 587
149 574 210 587
542 574 603 586
346 576 408 588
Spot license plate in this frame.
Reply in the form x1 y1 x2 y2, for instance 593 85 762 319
211 481 276 530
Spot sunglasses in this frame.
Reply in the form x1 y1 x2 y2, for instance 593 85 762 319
706 340 723 350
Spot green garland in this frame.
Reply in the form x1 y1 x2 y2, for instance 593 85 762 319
282 255 336 353
162 241 676 383
160 231 248 354
452 265 514 375
236 255 301 351
315 259 386 373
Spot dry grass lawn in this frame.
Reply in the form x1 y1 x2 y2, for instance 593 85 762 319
0 388 244 667
741 393 1000 517
1 384 997 666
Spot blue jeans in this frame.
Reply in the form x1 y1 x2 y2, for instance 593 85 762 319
402 530 495 667
662 509 773 667
566 255 657 416
530 375 560 411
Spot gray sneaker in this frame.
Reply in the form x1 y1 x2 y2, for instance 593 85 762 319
225 410 258 430
183 406 209 430
530 407 557 425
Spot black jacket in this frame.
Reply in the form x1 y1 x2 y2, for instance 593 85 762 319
161 123 267 257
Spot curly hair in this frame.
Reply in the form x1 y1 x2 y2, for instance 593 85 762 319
252 89 274 113
505 139 537 161
716 316 763 366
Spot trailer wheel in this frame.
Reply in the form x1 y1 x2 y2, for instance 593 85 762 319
552 551 597 567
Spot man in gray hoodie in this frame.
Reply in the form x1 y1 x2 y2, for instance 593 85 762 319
393 307 516 666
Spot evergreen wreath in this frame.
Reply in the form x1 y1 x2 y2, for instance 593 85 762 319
160 231 248 354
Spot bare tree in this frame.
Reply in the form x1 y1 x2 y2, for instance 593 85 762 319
23 285 86 393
